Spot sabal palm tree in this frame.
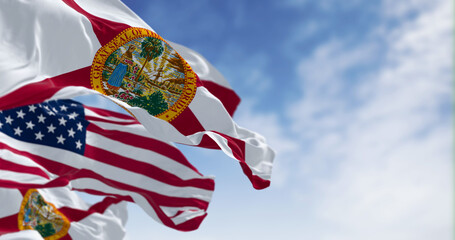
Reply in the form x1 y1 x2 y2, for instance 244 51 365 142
137 37 164 78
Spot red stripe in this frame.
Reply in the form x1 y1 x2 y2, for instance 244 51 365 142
18 188 28 196
0 178 70 190
200 80 241 117
62 0 131 46
86 124 203 174
59 196 123 222
60 234 73 240
170 107 205 136
0 67 92 111
198 134 222 149
72 188 133 202
0 214 19 234
0 158 50 180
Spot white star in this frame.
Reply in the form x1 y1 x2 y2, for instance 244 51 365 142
67 128 75 138
60 105 68 111
47 111 55 116
16 110 25 119
13 127 22 136
43 105 50 111
37 114 46 123
25 121 35 130
0 122 3 129
58 117 67 126
52 107 58 113
35 131 44 140
28 105 37 112
5 116 13 125
68 112 79 120
77 122 83 131
71 103 78 107
75 140 82 149
56 134 65 144
47 124 56 133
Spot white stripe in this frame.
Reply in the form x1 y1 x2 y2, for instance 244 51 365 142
0 230 44 240
0 148 55 178
89 120 153 138
0 132 212 201
0 169 49 185
111 100 193 144
161 206 207 225
85 108 138 124
86 131 208 181
244 137 275 180
0 0 100 96
189 87 237 135
0 188 23 218
50 87 101 102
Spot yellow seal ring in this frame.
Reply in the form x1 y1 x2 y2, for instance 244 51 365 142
18 189 70 240
90 27 197 122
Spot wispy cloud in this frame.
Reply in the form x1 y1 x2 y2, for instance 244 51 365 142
286 0 452 238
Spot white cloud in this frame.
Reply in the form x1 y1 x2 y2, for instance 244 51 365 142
381 0 435 18
287 0 452 239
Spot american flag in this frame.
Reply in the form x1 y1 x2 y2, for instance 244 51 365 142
0 99 214 231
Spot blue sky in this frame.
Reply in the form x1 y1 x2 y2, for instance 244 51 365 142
84 0 453 239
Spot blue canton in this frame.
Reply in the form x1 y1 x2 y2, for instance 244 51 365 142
0 100 89 154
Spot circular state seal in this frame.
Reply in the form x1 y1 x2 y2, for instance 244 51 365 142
18 189 70 240
90 28 197 122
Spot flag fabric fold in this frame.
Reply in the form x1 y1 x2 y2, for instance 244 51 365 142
0 99 215 231
0 187 127 240
0 0 274 189
168 41 241 117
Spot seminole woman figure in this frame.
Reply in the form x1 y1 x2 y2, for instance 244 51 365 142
107 45 136 90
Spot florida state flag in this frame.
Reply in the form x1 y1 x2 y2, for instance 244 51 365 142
0 187 127 240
